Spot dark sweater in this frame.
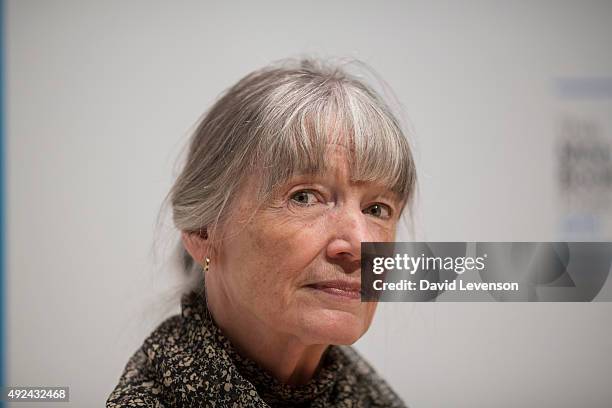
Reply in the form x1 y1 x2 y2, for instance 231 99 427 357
107 288 407 407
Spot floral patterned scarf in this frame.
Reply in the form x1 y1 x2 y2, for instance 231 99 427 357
107 287 407 407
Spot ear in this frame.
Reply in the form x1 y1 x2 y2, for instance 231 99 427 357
181 229 210 265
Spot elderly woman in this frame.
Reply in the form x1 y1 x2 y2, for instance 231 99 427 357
107 58 416 407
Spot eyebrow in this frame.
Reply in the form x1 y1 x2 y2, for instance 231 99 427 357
282 172 403 202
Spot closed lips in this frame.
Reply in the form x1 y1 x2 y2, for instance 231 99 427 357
306 280 362 298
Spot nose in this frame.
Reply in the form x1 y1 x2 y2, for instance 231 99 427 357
325 205 372 271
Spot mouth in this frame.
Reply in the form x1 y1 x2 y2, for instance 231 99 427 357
305 280 362 301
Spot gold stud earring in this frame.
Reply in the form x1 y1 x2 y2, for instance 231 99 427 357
204 257 210 272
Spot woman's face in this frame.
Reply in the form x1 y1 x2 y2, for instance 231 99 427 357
210 144 403 345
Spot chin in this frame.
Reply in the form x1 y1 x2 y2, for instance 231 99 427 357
296 308 370 345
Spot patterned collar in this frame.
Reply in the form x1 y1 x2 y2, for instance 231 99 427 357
180 288 343 406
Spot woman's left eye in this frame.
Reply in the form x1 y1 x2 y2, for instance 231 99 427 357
363 203 392 219
289 190 318 206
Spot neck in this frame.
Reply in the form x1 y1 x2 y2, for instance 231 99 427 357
205 277 328 385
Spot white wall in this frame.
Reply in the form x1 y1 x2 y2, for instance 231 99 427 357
7 1 612 407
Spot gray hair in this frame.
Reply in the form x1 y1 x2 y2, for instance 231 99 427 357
166 57 417 287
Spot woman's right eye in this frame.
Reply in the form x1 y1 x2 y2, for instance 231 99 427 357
289 190 318 206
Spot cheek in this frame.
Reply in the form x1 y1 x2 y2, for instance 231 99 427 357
221 215 327 306
365 302 378 324
368 219 398 242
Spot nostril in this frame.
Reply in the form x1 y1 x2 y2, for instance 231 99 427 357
326 252 361 274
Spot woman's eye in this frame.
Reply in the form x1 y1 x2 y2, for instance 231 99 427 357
289 190 318 206
363 203 391 219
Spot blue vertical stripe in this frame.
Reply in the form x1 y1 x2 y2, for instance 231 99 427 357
0 0 5 405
